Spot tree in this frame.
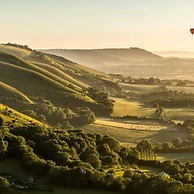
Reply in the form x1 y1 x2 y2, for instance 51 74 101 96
172 138 182 148
182 173 192 183
123 169 134 178
0 117 4 127
102 136 120 152
86 154 101 169
136 140 153 152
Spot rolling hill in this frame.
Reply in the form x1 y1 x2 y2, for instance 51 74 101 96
41 47 162 71
0 43 123 126
41 47 194 80
153 51 194 58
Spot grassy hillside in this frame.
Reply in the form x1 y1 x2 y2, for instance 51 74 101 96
0 44 121 124
0 81 33 104
0 103 45 127
0 44 123 96
0 44 31 58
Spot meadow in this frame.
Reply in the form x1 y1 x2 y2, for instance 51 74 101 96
119 83 161 95
84 119 187 147
163 108 194 122
83 80 194 151
110 97 155 118
157 153 194 163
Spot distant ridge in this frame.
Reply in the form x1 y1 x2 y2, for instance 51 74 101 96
41 47 162 70
153 51 194 58
41 47 194 80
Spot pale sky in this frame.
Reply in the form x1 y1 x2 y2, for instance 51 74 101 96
0 0 194 51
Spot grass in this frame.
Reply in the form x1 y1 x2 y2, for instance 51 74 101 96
0 61 94 106
103 165 161 179
0 157 28 176
119 83 161 95
45 52 105 76
167 85 194 94
139 166 161 174
110 97 155 118
0 52 82 94
164 108 194 122
0 81 33 104
32 61 88 89
157 153 194 163
83 119 187 147
0 44 31 58
0 103 45 127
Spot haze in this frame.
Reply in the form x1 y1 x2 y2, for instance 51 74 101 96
1 0 194 51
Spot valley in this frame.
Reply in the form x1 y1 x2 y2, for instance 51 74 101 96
1 43 194 194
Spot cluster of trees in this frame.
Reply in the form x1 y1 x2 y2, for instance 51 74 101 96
1 119 194 193
152 120 194 153
2 43 32 51
152 97 194 108
153 102 164 119
137 137 194 154
143 90 194 101
160 160 194 186
3 103 194 193
0 122 142 192
123 77 162 85
8 124 139 170
143 90 194 108
87 88 114 115
22 98 96 127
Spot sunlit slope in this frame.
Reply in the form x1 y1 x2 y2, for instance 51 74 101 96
0 44 31 58
32 61 89 89
0 81 33 103
41 47 162 70
0 60 94 107
46 54 123 95
0 102 46 127
0 44 123 96
45 53 105 76
0 52 86 92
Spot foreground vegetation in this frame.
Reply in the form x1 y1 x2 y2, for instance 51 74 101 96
1 104 194 194
1 44 194 194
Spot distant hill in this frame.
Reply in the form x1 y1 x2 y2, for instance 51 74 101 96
41 47 194 80
41 47 162 70
153 51 194 58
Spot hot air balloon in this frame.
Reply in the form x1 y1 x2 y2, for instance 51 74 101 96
190 28 194 35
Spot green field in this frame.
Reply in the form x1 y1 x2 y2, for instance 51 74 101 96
119 83 161 94
84 119 187 147
167 85 194 94
164 108 194 122
157 152 194 163
110 97 155 118
103 165 161 179
139 166 161 174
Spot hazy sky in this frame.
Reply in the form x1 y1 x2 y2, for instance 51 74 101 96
1 0 194 51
